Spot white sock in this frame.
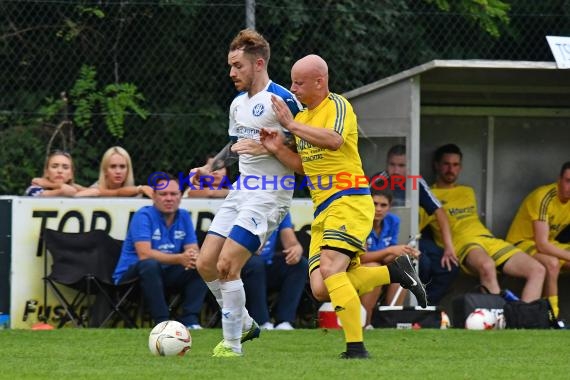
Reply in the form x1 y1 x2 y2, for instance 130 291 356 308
208 279 252 330
206 279 223 309
242 309 254 331
220 279 245 352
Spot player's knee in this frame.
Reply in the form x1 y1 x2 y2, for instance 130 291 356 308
478 259 496 277
216 259 229 278
528 260 547 281
312 287 330 302
541 256 560 277
196 253 214 278
309 271 330 301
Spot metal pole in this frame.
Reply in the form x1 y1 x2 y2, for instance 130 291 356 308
245 0 255 29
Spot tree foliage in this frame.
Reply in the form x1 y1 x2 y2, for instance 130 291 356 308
426 0 510 37
38 64 149 143
1 1 567 195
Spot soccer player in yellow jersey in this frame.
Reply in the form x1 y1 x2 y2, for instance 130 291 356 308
427 144 545 303
506 162 570 319
262 54 427 359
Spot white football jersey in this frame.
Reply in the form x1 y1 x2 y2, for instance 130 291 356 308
229 80 302 177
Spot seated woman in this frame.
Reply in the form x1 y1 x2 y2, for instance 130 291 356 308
360 189 421 329
75 146 153 197
185 154 230 199
25 150 85 197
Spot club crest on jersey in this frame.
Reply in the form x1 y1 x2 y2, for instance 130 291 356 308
252 103 265 116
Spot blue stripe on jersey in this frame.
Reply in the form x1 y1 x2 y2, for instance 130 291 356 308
267 81 301 117
419 177 441 215
330 93 345 135
314 187 371 218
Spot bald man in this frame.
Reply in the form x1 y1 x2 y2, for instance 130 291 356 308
261 54 427 359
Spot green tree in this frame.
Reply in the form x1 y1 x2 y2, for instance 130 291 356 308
425 0 511 37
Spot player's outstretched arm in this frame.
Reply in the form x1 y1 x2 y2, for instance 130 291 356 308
271 95 343 151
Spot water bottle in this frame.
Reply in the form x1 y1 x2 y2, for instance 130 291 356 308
407 233 422 249
501 288 520 302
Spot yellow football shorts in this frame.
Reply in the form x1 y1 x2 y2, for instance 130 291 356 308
308 195 374 274
455 235 519 274
514 239 569 266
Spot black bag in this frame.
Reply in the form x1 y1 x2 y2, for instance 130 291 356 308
451 290 505 328
372 306 442 328
503 299 552 329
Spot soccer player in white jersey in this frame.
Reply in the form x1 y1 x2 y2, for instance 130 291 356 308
193 29 301 358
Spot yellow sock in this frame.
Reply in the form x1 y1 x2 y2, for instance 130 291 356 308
347 265 391 296
548 295 559 318
324 272 362 343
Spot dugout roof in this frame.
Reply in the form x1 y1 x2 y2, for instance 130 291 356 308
345 59 570 109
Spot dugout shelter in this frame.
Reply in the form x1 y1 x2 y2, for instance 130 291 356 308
344 59 570 317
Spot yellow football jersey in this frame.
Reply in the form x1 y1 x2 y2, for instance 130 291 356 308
506 183 570 243
428 184 492 247
295 93 367 209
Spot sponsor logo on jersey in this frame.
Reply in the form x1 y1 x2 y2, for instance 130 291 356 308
236 126 259 139
174 230 186 240
252 103 265 116
157 243 175 251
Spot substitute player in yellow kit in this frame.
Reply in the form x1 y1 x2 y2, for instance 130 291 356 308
426 144 544 303
261 54 427 359
506 162 570 320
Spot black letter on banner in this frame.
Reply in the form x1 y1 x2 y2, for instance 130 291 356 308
32 210 58 257
58 211 85 233
127 211 136 226
90 211 112 233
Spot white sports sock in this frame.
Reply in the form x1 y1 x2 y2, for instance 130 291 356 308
242 308 254 331
220 279 245 352
208 279 252 330
206 279 223 309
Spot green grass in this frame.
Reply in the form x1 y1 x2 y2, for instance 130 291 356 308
1 328 568 379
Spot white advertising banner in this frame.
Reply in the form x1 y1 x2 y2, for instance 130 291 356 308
546 35 570 69
1 196 313 329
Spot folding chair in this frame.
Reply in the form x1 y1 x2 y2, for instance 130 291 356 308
43 229 139 328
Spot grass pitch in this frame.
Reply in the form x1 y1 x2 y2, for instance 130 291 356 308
1 327 568 379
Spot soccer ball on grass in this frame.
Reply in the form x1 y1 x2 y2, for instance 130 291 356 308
148 320 192 356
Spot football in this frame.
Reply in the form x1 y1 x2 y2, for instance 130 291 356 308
148 320 192 356
465 308 496 330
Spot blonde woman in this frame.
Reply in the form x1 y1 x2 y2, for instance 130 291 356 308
76 146 153 197
25 150 86 197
